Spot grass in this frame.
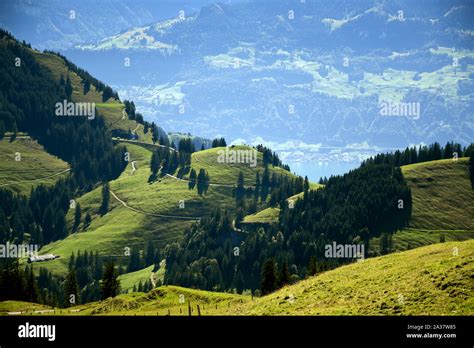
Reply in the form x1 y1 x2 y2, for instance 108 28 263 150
243 207 280 224
235 240 474 315
366 158 474 254
5 240 473 316
401 158 474 230
0 137 69 195
369 229 474 255
0 301 51 315
118 265 155 292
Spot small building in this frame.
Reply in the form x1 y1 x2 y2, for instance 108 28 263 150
27 254 59 263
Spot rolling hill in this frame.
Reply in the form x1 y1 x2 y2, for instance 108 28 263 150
4 239 472 316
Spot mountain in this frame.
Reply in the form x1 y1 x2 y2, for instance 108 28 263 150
51 0 474 170
0 0 224 50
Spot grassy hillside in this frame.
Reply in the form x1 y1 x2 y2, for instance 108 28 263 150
118 265 155 292
5 240 472 316
38 144 297 275
364 158 474 254
32 50 153 144
0 136 69 195
369 228 474 254
402 157 474 230
236 240 474 315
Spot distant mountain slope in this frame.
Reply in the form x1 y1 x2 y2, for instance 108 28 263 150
0 0 220 50
59 0 474 160
6 240 472 315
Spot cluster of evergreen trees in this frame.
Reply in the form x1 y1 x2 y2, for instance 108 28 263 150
123 100 144 124
234 170 309 228
188 168 211 195
211 137 227 148
256 144 290 171
0 253 122 307
126 242 161 273
164 160 412 294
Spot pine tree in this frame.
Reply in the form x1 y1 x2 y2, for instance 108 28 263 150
235 171 245 203
150 151 160 175
127 247 141 272
261 259 277 295
65 75 73 98
189 169 197 190
151 123 159 144
73 202 81 231
83 80 91 95
64 269 80 307
307 256 318 277
25 266 38 303
145 241 155 266
84 212 92 229
439 233 446 243
277 261 290 288
137 280 143 292
100 262 120 300
99 183 110 216
254 171 260 202
0 120 5 140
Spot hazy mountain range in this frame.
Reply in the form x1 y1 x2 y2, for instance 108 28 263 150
1 0 473 174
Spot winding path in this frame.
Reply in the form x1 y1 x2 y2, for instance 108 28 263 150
109 189 200 221
0 168 71 187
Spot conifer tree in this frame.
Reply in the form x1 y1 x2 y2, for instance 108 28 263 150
307 256 318 277
64 268 80 307
277 261 290 288
261 259 277 295
73 202 81 231
99 183 110 216
100 262 120 300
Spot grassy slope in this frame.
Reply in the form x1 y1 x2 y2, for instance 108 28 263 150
369 158 474 254
0 137 69 195
32 51 153 144
402 158 474 230
39 144 296 275
236 240 474 315
118 265 155 292
6 240 472 316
